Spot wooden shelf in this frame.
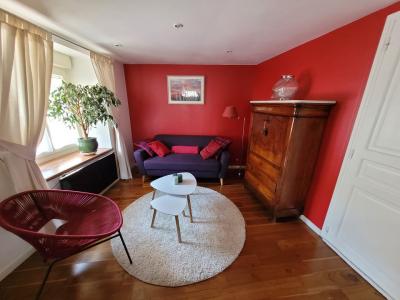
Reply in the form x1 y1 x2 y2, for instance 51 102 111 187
39 148 113 181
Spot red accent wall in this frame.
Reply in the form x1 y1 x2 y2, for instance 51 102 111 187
124 3 400 229
124 65 255 163
252 3 400 228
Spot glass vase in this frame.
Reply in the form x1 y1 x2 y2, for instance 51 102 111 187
271 75 299 100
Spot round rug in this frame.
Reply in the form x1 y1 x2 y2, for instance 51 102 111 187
111 186 246 286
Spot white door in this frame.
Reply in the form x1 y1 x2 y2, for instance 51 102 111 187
322 12 400 300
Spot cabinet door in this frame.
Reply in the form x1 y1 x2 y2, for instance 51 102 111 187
249 112 290 167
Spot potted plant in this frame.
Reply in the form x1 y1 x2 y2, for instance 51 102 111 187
49 81 121 155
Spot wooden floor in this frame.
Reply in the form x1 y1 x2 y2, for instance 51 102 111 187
0 175 383 300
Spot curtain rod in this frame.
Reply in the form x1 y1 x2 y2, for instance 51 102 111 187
52 32 93 54
1 7 94 53
52 33 114 61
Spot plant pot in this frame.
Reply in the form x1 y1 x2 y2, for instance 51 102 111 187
78 137 98 155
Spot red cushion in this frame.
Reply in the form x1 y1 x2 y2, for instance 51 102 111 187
171 145 199 154
148 141 171 157
214 136 232 159
200 140 224 160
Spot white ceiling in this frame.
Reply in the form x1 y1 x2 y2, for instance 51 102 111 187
1 0 398 64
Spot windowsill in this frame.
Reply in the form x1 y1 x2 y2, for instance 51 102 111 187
38 148 113 181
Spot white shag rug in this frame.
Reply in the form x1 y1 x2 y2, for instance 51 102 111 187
111 186 246 287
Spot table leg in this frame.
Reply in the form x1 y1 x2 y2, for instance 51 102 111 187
182 194 187 217
175 215 182 243
151 209 157 227
187 195 193 223
150 190 156 210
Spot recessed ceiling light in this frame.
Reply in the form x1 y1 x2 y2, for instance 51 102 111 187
113 43 123 47
226 50 233 54
173 23 184 29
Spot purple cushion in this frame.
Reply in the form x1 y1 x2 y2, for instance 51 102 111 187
144 153 220 172
134 141 154 157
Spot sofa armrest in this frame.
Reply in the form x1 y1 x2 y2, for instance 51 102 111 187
219 150 230 179
134 149 149 176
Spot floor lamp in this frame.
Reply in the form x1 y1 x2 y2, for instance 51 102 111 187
222 105 246 177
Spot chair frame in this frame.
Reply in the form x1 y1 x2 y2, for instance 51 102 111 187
35 229 132 299
0 190 133 300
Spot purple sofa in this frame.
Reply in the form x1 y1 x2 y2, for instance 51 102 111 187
134 135 230 185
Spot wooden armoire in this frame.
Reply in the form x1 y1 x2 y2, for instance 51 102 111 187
244 100 335 219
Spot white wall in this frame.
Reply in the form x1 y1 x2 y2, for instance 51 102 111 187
69 55 97 85
113 61 134 167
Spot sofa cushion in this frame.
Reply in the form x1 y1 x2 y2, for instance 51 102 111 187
215 136 232 158
200 139 224 159
144 154 220 172
215 136 231 147
148 140 170 157
134 140 155 157
171 145 199 154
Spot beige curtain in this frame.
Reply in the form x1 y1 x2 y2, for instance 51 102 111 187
90 52 132 179
0 10 53 191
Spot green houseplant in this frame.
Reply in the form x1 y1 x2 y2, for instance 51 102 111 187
49 81 121 155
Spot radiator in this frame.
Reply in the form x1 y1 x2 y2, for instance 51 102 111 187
59 152 118 194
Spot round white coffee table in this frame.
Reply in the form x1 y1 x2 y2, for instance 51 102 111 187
150 195 187 243
150 172 197 223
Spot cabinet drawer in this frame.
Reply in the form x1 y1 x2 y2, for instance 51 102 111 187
247 152 280 191
245 170 276 205
249 113 290 167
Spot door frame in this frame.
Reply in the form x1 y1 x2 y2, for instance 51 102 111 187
321 11 400 300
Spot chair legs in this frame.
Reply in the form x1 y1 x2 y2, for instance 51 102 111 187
118 230 133 264
35 259 58 300
35 231 133 299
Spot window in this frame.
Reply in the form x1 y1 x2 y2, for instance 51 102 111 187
37 74 80 161
37 47 112 163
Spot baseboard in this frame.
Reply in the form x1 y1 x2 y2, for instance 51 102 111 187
0 247 35 281
299 215 321 236
100 178 119 195
228 165 246 170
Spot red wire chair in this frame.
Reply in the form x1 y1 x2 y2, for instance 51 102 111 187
0 190 132 299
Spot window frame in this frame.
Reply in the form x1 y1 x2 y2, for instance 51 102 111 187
36 73 80 164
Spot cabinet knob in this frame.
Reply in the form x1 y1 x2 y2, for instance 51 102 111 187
262 120 269 136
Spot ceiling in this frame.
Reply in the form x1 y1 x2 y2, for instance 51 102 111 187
1 0 398 64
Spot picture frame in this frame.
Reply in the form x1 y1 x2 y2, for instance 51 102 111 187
167 76 205 104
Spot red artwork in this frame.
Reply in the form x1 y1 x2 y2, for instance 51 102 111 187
168 76 204 104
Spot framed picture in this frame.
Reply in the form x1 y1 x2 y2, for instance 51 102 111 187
167 76 205 104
